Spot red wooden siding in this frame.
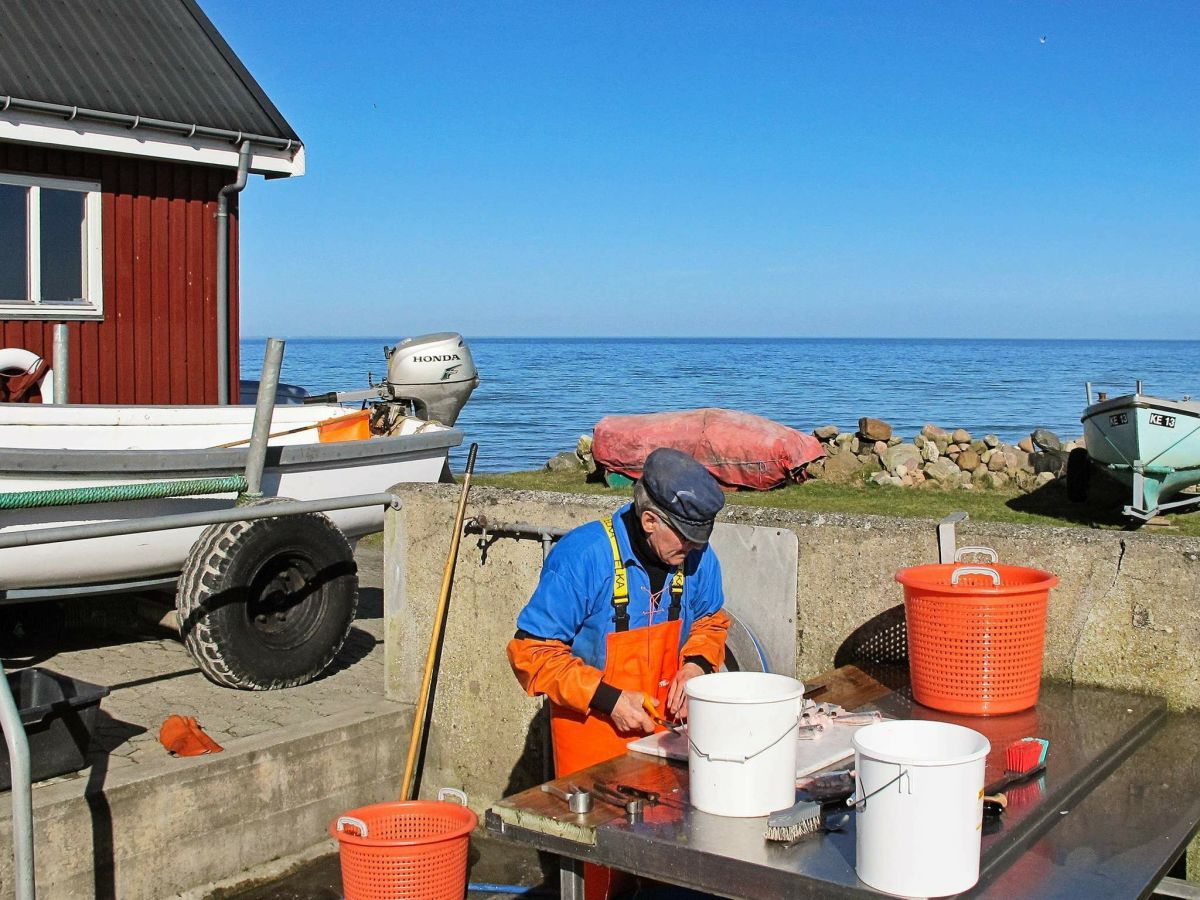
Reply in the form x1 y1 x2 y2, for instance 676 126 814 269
0 145 240 404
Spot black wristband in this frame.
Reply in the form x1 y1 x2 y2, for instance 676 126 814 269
684 655 715 675
589 680 622 715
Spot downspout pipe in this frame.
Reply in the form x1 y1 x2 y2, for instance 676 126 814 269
216 141 252 405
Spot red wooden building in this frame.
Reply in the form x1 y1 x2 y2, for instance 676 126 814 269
0 0 303 405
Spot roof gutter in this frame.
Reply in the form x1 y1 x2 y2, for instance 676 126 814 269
0 95 298 153
216 141 252 405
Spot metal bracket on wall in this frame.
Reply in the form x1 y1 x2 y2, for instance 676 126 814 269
937 511 968 564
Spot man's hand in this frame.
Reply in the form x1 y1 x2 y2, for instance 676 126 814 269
610 690 657 735
666 662 706 719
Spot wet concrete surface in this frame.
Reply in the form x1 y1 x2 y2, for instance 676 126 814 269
218 834 553 899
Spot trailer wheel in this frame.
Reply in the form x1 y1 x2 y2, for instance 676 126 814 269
176 501 358 690
1066 447 1091 503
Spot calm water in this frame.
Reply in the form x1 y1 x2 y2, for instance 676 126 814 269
242 338 1200 473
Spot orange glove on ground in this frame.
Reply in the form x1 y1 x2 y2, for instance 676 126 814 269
159 715 223 757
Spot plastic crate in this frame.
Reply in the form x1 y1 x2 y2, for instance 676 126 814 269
1 668 109 791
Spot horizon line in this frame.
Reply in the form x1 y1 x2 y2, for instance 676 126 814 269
241 334 1200 343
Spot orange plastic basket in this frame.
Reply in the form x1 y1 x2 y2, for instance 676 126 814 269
895 562 1058 716
330 792 477 900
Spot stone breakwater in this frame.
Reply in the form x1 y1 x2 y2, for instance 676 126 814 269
547 418 1084 494
808 417 1083 492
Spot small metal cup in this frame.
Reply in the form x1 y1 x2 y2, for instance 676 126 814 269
541 782 593 814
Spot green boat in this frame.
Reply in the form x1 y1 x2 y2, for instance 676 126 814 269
1073 381 1200 521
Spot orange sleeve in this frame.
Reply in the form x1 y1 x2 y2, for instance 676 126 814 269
680 609 731 672
507 636 604 714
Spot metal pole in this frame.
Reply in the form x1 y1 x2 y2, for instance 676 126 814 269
0 492 400 551
243 338 284 497
216 141 252 405
0 666 35 899
51 324 68 405
463 518 569 541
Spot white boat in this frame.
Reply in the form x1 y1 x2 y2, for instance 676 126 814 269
0 402 460 591
0 332 478 689
1074 381 1200 521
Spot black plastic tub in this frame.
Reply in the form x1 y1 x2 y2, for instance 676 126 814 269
1 668 109 791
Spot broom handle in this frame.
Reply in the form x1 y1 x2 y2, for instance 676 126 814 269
211 409 366 448
400 442 479 800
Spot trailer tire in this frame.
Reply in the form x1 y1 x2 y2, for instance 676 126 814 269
1066 447 1091 503
176 500 358 690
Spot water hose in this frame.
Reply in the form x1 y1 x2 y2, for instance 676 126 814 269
467 884 547 896
0 476 248 510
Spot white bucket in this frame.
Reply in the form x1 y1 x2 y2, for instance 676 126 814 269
685 672 802 817
853 720 990 898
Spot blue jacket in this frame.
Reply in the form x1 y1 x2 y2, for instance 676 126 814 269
515 504 725 672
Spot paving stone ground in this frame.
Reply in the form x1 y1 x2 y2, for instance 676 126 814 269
1 541 387 784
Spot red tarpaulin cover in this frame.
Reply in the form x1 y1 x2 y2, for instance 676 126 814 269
592 408 826 491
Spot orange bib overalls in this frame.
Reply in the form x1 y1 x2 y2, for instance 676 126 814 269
549 518 685 898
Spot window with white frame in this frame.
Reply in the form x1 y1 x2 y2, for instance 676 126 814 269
0 173 103 319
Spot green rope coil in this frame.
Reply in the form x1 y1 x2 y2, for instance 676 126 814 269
0 475 249 510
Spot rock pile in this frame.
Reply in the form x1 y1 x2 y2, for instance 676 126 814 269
805 417 1083 492
547 418 1082 495
545 435 598 475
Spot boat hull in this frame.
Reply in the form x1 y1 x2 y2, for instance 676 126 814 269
0 406 461 591
1081 392 1200 518
1082 394 1200 471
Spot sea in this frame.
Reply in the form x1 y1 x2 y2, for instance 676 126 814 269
241 338 1200 473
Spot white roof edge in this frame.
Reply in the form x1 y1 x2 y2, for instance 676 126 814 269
0 111 304 177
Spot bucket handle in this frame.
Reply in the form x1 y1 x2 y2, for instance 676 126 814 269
335 815 369 837
950 565 1001 586
849 764 911 810
438 787 469 806
687 716 799 764
954 546 998 563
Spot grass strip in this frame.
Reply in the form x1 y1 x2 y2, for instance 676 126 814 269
471 470 1200 537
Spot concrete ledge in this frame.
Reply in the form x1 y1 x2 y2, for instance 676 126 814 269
0 699 412 900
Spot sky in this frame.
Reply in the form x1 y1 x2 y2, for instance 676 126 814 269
204 2 1200 340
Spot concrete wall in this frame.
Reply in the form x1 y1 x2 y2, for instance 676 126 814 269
0 700 407 900
384 484 1200 813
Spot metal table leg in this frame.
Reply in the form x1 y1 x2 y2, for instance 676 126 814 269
560 855 584 900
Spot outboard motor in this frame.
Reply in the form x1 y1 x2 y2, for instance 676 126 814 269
303 332 479 428
382 332 479 426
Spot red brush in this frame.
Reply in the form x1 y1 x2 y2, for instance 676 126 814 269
1005 738 1044 775
983 739 1050 817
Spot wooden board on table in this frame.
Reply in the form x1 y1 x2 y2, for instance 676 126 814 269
802 664 897 711
490 754 691 845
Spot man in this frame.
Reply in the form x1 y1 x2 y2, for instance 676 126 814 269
508 447 731 778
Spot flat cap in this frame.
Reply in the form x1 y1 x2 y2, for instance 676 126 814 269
640 447 725 544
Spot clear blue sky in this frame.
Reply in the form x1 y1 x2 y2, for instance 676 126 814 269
207 2 1200 339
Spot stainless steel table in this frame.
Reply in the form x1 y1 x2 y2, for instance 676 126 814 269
487 673 1200 898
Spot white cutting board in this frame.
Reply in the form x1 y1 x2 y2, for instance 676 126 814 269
627 721 861 779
